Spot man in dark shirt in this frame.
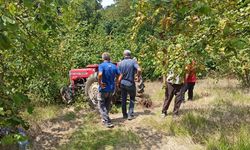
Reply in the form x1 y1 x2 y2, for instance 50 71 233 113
118 50 141 120
98 52 121 128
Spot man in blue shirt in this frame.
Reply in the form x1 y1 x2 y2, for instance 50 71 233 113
98 52 121 128
118 50 141 120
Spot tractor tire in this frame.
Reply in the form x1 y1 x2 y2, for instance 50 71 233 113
85 73 99 109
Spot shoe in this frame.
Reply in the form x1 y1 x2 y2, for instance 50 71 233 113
105 122 114 128
173 113 179 119
128 115 133 120
123 115 128 119
161 113 167 118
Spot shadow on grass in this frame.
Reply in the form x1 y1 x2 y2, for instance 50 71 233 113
28 109 94 150
134 126 166 150
111 109 155 126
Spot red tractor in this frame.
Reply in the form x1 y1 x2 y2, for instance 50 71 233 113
60 64 145 108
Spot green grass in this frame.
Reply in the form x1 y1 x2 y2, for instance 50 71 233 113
61 126 139 150
207 127 250 150
63 111 77 121
22 105 63 123
60 112 140 150
142 79 250 149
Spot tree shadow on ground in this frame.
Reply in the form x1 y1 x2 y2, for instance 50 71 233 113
111 109 155 126
134 126 167 150
28 110 88 150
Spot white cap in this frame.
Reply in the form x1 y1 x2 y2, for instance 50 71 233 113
123 49 131 56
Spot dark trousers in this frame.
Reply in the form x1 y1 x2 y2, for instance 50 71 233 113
184 82 195 100
121 84 136 117
98 92 112 124
162 82 184 115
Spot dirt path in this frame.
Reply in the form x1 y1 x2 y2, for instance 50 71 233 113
30 81 205 150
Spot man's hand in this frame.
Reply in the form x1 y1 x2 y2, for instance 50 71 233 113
116 82 120 89
100 82 106 89
135 75 141 82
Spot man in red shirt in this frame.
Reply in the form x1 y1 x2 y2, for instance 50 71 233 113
184 60 196 101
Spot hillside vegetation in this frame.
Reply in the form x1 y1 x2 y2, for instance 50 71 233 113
0 0 249 147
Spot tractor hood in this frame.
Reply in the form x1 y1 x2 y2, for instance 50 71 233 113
69 68 96 80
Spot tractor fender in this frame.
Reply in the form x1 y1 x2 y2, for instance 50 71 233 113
91 72 98 80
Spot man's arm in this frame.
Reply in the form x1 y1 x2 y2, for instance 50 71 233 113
98 65 106 89
134 61 142 82
115 67 122 87
98 72 106 89
117 74 122 83
137 67 142 78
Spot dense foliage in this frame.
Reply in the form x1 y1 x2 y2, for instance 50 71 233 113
0 0 249 144
131 0 250 84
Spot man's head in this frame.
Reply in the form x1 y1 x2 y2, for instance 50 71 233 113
123 49 131 58
102 52 110 61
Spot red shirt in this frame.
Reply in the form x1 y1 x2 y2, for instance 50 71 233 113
185 61 196 83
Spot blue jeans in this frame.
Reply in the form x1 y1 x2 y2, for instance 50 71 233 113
121 84 136 117
97 92 112 124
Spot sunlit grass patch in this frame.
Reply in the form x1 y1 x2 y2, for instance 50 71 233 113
207 126 250 150
151 88 165 102
61 126 139 150
22 105 63 123
144 81 164 102
139 114 189 137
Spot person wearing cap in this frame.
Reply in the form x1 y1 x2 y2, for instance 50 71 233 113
98 52 121 128
118 50 141 120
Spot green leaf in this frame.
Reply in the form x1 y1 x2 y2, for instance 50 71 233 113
23 0 34 8
8 3 16 15
0 107 4 115
195 2 211 15
1 15 15 24
27 106 34 114
1 134 15 145
0 33 11 50
1 133 27 145
12 92 29 106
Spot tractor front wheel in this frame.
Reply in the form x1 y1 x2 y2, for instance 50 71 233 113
60 86 73 104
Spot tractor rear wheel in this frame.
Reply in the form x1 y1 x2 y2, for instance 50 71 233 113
85 74 99 109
